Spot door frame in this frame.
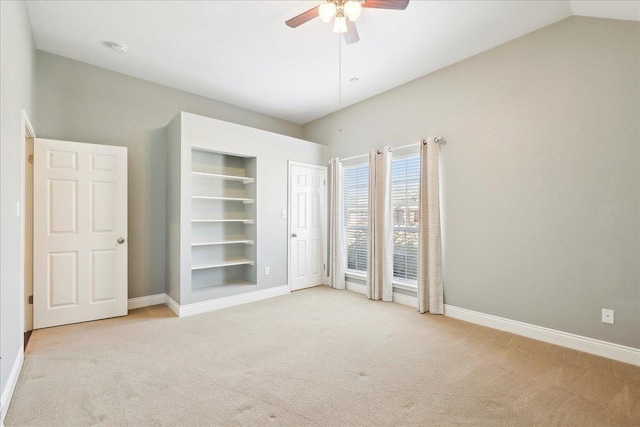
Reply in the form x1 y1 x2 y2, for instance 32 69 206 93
20 109 36 335
287 161 328 292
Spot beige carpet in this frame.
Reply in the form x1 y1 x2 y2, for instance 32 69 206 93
6 286 640 426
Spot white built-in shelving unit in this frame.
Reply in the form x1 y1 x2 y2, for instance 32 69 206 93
165 119 259 304
189 148 257 292
165 111 328 313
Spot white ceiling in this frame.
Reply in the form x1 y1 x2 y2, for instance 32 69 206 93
25 1 639 124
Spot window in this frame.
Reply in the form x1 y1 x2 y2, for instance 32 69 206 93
342 153 420 284
343 163 369 273
392 155 420 283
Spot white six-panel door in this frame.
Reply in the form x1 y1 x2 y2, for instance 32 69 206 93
33 138 128 329
289 163 326 291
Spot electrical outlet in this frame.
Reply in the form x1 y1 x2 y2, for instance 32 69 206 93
602 309 614 324
264 267 270 275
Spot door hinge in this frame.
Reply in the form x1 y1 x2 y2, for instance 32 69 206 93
323 264 326 270
28 155 33 164
28 295 33 304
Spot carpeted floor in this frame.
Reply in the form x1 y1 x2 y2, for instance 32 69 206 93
6 286 640 426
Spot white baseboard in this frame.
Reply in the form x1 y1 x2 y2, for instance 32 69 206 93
444 305 640 366
345 281 418 308
392 292 418 308
345 281 639 366
127 293 166 310
166 286 291 317
345 280 366 295
164 294 181 317
1 347 24 425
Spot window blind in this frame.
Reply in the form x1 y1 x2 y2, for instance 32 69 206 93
391 155 420 282
343 163 369 273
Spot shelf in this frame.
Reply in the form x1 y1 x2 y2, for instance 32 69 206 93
192 171 254 184
192 195 254 204
192 279 255 289
192 239 254 247
192 258 254 270
191 219 254 224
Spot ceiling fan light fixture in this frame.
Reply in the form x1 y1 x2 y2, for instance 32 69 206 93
333 12 348 33
319 1 337 23
344 0 362 21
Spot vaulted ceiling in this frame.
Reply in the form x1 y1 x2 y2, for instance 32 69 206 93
26 1 639 124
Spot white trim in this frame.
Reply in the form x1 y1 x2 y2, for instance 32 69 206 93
444 305 640 367
346 271 418 292
1 348 24 424
167 286 290 317
287 163 291 292
345 280 639 366
22 109 35 138
288 161 327 171
340 154 369 167
345 270 366 281
21 109 36 335
392 280 417 292
127 294 166 310
392 292 418 308
346 280 417 308
164 294 181 317
346 280 366 294
391 145 420 160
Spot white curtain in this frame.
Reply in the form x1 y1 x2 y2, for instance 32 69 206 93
329 158 346 290
367 147 393 302
418 138 444 314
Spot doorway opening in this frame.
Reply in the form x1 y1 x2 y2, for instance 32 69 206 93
21 110 35 349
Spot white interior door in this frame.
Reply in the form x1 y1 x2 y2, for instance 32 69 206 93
289 162 326 291
33 138 128 329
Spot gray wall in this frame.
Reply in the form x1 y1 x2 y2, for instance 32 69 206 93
303 17 640 348
35 51 303 299
0 0 36 412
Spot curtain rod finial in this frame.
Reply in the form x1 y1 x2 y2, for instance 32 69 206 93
424 137 444 144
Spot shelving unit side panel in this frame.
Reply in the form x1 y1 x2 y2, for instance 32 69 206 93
244 156 258 284
165 115 183 304
180 137 194 303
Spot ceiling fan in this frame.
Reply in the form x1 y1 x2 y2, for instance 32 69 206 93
285 0 410 45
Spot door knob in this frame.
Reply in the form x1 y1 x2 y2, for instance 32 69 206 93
292 233 298 238
117 237 126 244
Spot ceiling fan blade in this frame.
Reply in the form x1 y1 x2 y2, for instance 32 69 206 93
285 5 320 28
362 0 410 10
344 20 360 44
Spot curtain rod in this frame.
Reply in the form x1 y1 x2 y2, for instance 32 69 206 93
332 137 444 163
338 153 367 163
